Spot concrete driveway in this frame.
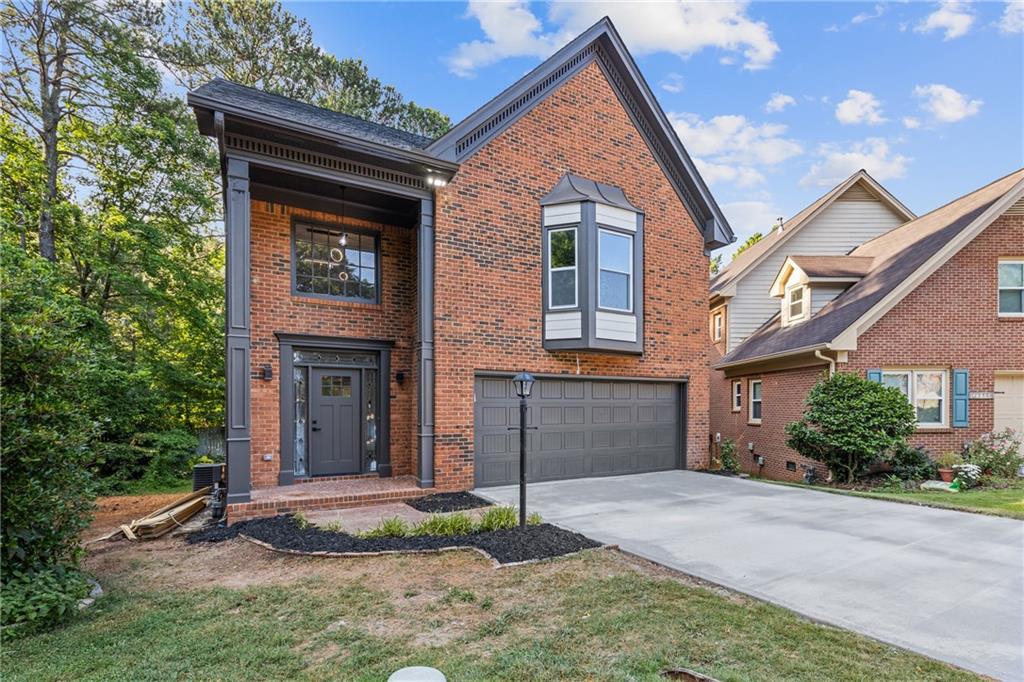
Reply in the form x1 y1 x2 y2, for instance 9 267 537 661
477 471 1023 680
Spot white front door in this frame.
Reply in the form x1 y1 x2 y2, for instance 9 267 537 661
994 373 1024 452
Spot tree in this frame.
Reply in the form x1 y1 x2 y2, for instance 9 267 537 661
162 0 451 138
732 231 763 260
709 253 722 275
785 372 917 483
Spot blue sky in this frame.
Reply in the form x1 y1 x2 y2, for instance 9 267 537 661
284 1 1023 257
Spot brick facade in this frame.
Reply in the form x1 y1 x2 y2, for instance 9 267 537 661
431 60 711 490
709 211 1024 480
248 202 418 488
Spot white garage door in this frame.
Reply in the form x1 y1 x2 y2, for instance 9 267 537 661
994 373 1024 452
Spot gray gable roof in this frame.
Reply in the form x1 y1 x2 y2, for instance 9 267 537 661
717 168 1024 367
539 174 641 212
189 78 433 152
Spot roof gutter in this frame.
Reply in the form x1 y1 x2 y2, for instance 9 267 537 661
188 93 460 174
713 342 831 371
814 349 836 377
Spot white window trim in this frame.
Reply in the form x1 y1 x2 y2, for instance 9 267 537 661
547 226 578 310
784 283 807 325
881 368 949 428
748 379 762 425
997 258 1024 317
732 380 742 412
597 227 633 313
712 311 723 342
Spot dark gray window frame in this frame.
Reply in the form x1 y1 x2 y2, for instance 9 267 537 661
596 225 635 314
547 225 579 309
542 202 645 354
290 218 383 304
276 333 392 486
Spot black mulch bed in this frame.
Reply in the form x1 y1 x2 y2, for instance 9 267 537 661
405 491 492 513
186 515 601 565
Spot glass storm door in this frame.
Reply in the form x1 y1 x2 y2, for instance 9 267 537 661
310 368 361 476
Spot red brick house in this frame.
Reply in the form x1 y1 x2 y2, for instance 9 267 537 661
711 169 1024 481
188 19 733 518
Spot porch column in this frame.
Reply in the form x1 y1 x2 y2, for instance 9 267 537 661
416 197 436 488
224 158 252 504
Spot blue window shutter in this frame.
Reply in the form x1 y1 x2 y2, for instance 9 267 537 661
867 369 882 383
952 369 969 428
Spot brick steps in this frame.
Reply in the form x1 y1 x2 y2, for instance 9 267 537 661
226 476 427 523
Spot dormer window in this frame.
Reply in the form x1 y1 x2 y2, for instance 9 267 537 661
786 284 806 323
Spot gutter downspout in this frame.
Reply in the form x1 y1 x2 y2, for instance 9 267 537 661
815 349 836 377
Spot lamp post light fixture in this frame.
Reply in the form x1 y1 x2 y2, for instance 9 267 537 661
511 370 535 527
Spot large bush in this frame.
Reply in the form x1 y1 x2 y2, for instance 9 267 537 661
786 372 917 483
964 429 1024 479
886 443 938 482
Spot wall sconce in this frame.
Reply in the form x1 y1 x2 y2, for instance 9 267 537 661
395 371 405 385
261 364 273 381
426 174 448 188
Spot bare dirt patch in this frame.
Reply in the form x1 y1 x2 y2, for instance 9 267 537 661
87 493 186 537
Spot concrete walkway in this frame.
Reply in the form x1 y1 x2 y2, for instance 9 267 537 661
477 471 1024 680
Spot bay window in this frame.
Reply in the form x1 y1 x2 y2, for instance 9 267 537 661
882 369 948 427
598 229 633 312
548 227 577 308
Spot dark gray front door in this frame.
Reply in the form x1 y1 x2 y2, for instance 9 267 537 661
473 376 681 487
310 368 361 476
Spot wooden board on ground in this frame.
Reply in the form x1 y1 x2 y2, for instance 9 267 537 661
92 487 211 542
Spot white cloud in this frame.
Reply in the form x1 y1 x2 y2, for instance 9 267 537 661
660 73 684 93
446 0 780 77
999 1 1024 33
800 138 910 187
671 112 802 190
915 1 975 40
852 4 887 25
721 200 782 255
764 92 796 113
913 83 982 123
902 116 922 129
835 89 887 125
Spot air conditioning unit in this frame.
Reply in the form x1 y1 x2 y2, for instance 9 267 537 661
193 463 225 491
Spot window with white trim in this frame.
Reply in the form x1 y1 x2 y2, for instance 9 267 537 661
881 369 948 427
598 228 633 312
998 259 1024 316
547 227 577 308
785 284 806 324
712 311 723 342
748 379 762 424
732 380 742 412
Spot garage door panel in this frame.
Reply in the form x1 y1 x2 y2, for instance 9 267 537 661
474 376 682 486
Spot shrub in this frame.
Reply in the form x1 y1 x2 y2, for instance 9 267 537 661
964 430 1023 478
411 512 475 537
952 463 982 490
720 438 738 472
359 516 410 538
936 452 963 469
475 506 519 532
1 567 91 639
886 443 937 482
785 372 917 483
527 511 543 526
137 429 199 486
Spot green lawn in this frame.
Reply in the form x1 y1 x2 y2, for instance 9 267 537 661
2 537 979 681
767 479 1024 520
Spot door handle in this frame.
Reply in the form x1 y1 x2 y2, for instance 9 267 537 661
311 420 321 432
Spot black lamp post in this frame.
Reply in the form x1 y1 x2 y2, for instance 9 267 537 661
511 370 535 527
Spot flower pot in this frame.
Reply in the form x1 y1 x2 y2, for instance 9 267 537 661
938 468 955 483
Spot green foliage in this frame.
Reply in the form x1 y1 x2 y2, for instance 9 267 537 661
785 372 917 483
876 475 906 493
292 512 311 530
475 506 519 532
440 587 477 605
719 438 738 472
709 254 722 276
964 429 1024 478
732 232 763 260
358 516 411 539
951 463 982 490
1 567 90 637
136 430 199 487
527 512 543 526
885 443 937 482
936 452 963 468
411 512 475 537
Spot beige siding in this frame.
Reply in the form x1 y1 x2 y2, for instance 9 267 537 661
727 198 905 350
811 284 849 315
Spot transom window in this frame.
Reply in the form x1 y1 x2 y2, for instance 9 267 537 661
732 380 742 411
881 369 947 427
998 260 1024 315
598 229 633 311
548 227 577 308
293 223 378 302
749 379 762 424
786 284 806 323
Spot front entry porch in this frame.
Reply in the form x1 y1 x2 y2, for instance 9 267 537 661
226 475 424 522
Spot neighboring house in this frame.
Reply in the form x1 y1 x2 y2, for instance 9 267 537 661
187 18 733 517
707 171 915 473
712 169 1024 480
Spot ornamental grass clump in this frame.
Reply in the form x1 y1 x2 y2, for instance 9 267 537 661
475 506 519 532
785 372 917 484
411 512 475 537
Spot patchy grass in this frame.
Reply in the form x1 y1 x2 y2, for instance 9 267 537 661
764 478 1024 520
0 532 980 681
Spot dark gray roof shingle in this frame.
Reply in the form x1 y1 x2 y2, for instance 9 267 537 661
539 174 641 212
190 78 433 152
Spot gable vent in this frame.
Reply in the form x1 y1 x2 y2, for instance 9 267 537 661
1006 195 1024 215
225 133 428 192
454 44 598 158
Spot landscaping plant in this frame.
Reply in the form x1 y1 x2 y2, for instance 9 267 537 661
719 437 739 473
951 463 983 490
785 372 917 484
886 443 938 482
963 429 1024 479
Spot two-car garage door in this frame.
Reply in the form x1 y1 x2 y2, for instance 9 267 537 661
473 375 683 487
